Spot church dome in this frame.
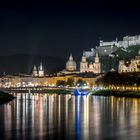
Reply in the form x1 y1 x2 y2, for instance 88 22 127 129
66 54 76 71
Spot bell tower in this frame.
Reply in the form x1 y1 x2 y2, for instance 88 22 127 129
32 65 38 77
80 54 88 72
38 62 44 77
93 52 101 74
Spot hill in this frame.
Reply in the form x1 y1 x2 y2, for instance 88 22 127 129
0 54 66 75
101 45 140 72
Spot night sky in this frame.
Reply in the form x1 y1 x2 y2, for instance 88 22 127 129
0 0 140 59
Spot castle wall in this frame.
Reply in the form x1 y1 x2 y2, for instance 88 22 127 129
96 45 118 56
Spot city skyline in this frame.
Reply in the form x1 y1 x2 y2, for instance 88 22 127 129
0 2 140 140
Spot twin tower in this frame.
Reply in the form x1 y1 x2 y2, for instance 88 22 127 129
32 63 44 77
66 52 101 74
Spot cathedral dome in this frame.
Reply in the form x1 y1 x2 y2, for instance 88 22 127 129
66 54 76 71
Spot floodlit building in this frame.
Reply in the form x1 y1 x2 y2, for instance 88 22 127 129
58 52 102 76
32 62 45 77
66 54 77 71
84 35 140 58
119 51 140 73
32 65 38 77
80 52 101 73
100 35 140 48
57 54 79 76
38 62 44 77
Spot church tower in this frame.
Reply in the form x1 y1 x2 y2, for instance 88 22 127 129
32 65 38 77
38 62 44 77
80 53 88 72
95 52 99 63
93 52 101 74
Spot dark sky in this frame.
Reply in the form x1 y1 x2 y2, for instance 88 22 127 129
0 0 140 59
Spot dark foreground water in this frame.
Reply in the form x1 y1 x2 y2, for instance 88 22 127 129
0 93 140 140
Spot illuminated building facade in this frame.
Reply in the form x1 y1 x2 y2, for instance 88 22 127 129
32 62 45 77
80 52 101 73
119 51 140 73
0 75 97 88
84 35 140 58
66 54 76 71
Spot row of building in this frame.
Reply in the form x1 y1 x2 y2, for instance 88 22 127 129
32 53 140 79
32 52 101 77
65 52 101 73
1 35 140 88
119 51 140 73
65 50 140 73
0 75 97 88
31 50 140 78
2 51 139 88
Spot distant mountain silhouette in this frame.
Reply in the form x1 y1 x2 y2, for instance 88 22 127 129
0 54 66 75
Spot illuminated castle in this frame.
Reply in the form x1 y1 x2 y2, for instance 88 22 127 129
84 35 140 58
100 35 140 48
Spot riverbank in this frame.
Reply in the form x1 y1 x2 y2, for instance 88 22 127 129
10 88 72 94
91 90 140 98
0 91 15 104
43 89 72 94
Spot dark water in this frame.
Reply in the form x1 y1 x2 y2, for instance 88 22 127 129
0 93 140 140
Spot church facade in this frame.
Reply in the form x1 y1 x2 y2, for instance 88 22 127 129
58 52 101 76
80 52 101 73
32 62 45 77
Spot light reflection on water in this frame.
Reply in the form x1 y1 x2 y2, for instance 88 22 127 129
0 93 140 140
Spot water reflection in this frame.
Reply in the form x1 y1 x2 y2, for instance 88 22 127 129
0 93 140 140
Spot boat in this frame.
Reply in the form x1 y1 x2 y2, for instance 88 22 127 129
73 89 89 96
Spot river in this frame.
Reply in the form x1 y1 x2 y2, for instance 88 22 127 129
0 93 140 140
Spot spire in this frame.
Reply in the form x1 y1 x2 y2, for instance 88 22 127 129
81 54 86 62
69 53 73 61
95 51 99 63
83 51 85 56
38 62 44 77
39 62 43 71
32 65 38 77
95 51 99 58
33 65 37 71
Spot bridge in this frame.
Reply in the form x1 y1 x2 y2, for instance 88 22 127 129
0 86 74 93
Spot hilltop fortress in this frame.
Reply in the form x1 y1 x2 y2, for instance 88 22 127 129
100 35 140 48
84 35 140 58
